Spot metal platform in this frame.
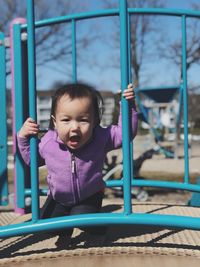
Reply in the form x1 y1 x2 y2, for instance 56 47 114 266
1 198 200 266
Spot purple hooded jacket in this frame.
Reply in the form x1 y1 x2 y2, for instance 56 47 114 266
17 105 138 206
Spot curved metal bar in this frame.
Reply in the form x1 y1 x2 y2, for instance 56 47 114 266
0 212 200 238
106 179 200 193
20 7 200 30
128 7 200 18
21 8 119 29
25 179 200 197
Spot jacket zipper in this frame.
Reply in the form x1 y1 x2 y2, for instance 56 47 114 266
71 153 79 203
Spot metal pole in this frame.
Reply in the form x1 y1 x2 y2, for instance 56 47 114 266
119 0 132 215
26 0 39 222
127 12 134 181
10 18 27 214
0 32 8 206
181 15 189 184
12 24 26 210
72 19 77 83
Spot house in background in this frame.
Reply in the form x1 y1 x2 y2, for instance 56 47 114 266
100 91 115 127
37 90 54 130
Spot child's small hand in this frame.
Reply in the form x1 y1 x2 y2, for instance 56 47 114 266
18 117 39 138
123 83 135 101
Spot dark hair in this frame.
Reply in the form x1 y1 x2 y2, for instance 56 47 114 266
49 83 103 129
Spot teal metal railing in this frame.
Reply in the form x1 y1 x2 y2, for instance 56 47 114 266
12 23 26 209
0 0 200 238
0 32 8 206
27 0 40 223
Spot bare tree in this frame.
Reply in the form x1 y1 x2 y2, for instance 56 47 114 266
0 0 97 79
102 0 165 87
157 3 200 92
156 3 200 129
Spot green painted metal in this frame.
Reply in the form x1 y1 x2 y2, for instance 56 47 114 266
19 7 200 31
1 2 200 238
128 7 200 18
188 177 200 207
0 32 8 206
181 15 190 184
21 9 119 29
119 0 132 215
26 0 39 222
12 24 26 208
72 19 77 83
0 212 200 239
106 179 200 193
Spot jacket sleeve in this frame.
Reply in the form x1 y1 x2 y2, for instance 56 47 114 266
105 102 138 152
17 135 45 166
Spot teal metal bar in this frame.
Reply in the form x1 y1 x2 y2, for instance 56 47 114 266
71 19 77 83
181 15 189 184
127 13 134 180
25 188 48 196
176 84 183 127
119 0 132 215
21 9 119 29
127 14 132 84
27 0 39 222
0 32 8 206
20 8 200 31
0 212 200 239
128 7 200 18
106 179 200 193
0 2 199 240
24 179 200 196
13 24 26 208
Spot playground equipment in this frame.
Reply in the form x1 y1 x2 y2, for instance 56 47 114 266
0 31 8 206
1 0 200 239
136 84 184 158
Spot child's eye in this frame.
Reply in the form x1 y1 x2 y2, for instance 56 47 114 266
80 118 89 123
61 118 70 122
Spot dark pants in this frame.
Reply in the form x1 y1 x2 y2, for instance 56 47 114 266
40 191 106 236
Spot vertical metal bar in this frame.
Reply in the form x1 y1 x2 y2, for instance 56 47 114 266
174 84 183 158
127 12 134 180
119 0 132 215
72 19 77 83
10 18 26 214
27 0 39 222
181 15 189 184
177 85 183 128
0 32 8 206
127 14 132 84
12 24 26 209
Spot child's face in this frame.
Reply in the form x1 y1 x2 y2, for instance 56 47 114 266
52 95 95 150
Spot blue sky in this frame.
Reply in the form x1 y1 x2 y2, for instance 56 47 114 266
30 0 200 92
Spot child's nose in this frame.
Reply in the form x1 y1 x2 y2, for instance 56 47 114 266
70 121 79 130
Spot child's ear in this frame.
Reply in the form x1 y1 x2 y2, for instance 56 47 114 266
51 115 57 128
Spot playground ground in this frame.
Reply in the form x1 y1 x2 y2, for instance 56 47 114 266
1 134 200 266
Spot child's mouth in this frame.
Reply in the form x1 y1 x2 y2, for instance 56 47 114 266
69 135 81 145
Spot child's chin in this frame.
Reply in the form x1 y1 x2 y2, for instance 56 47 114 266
68 142 81 150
